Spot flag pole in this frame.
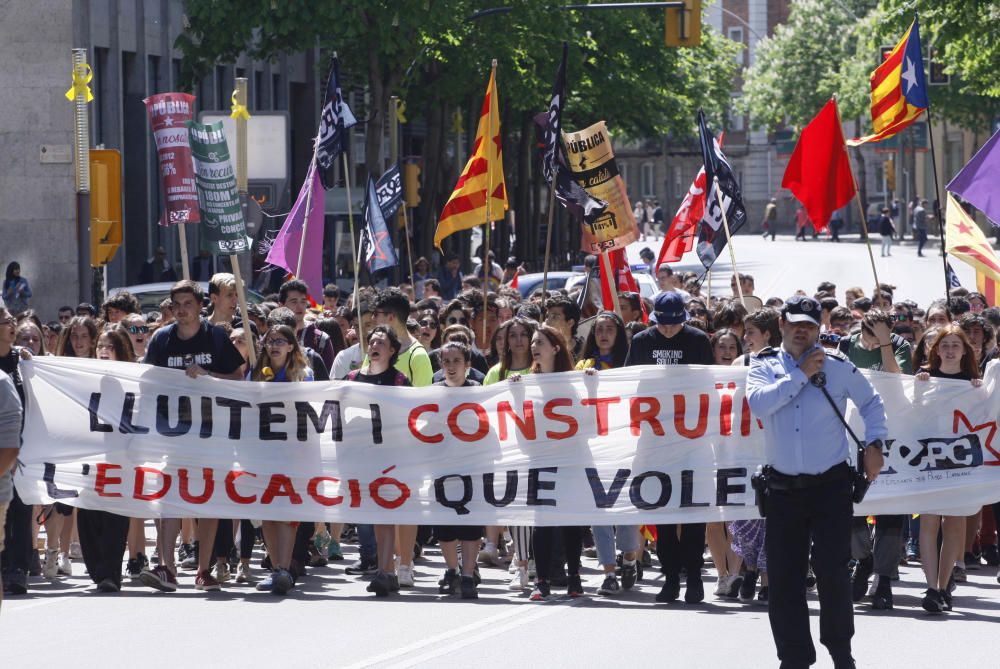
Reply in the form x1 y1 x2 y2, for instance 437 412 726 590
233 78 256 366
481 59 497 346
834 97 881 295
178 224 191 280
295 156 318 280
344 151 363 345
541 182 557 293
706 268 712 304
713 176 745 307
925 107 953 308
402 206 416 293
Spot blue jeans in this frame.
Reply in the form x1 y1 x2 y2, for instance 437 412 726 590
593 525 641 566
357 524 376 562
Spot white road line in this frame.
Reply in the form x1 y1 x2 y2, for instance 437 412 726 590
344 596 583 669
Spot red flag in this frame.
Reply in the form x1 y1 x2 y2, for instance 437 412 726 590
599 249 648 322
510 271 519 290
782 99 856 232
656 134 726 269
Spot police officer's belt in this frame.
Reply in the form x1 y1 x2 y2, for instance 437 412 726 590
766 462 852 491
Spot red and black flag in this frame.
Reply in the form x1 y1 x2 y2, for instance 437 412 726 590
696 110 747 274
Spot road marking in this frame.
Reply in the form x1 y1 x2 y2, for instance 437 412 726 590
344 596 583 669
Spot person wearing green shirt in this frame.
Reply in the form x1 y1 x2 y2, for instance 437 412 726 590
837 309 912 611
837 309 912 374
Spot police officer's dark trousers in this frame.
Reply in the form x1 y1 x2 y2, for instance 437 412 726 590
765 473 854 668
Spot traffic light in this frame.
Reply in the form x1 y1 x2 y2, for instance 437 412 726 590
884 158 896 193
665 0 701 47
403 160 421 208
89 149 122 267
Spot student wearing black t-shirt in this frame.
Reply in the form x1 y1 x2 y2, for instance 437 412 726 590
914 325 983 614
348 326 411 596
139 280 244 595
624 291 713 605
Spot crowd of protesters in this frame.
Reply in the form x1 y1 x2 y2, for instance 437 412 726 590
1 256 999 617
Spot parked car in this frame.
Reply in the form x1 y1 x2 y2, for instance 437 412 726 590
565 271 658 300
514 272 583 299
108 282 266 313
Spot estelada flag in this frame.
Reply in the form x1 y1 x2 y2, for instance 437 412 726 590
782 99 856 232
945 192 1000 286
434 67 508 248
848 18 928 146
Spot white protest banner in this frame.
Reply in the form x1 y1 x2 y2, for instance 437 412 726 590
16 357 1000 524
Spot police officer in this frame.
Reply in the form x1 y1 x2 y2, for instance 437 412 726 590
746 295 887 669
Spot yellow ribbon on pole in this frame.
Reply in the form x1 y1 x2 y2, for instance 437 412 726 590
230 90 251 121
64 63 94 103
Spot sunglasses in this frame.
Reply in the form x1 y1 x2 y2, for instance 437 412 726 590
819 332 842 345
418 319 437 328
446 316 467 325
127 325 150 335
0 318 15 326
266 338 290 347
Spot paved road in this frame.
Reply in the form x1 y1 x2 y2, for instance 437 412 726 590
625 232 975 307
5 527 1000 668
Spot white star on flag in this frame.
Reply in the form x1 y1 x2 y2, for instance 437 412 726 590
901 57 918 94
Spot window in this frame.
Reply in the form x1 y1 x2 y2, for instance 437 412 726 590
873 163 886 195
729 96 745 132
728 27 745 65
254 70 264 110
272 73 283 110
641 162 655 198
673 165 684 198
619 162 630 195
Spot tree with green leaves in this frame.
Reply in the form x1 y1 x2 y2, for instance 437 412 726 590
177 0 740 263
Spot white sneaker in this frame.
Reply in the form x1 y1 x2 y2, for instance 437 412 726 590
213 562 231 583
68 541 83 559
715 573 737 597
43 550 59 579
236 562 253 583
508 566 529 590
866 574 879 598
478 543 501 567
58 552 72 576
397 564 415 587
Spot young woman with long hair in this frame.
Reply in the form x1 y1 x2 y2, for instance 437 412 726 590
706 329 745 599
914 324 983 613
510 325 583 600
481 318 537 581
730 308 782 604
75 327 134 592
574 312 641 595
57 316 98 358
347 326 411 596
250 324 313 596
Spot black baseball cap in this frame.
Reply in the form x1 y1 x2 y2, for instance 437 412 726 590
783 295 821 326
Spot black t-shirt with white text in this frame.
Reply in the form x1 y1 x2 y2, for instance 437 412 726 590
624 324 714 367
143 319 244 374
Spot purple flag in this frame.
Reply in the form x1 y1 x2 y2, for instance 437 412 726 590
265 162 325 297
947 127 1000 227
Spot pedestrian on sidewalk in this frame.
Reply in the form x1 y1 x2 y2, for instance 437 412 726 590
878 207 895 256
913 199 929 257
762 198 778 240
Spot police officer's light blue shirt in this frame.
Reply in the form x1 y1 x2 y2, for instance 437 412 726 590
746 344 888 476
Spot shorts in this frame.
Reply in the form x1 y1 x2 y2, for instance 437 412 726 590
435 525 482 543
52 502 74 517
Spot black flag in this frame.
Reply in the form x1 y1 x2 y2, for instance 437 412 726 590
533 43 607 225
375 163 403 220
360 176 398 274
695 110 748 274
316 56 358 189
